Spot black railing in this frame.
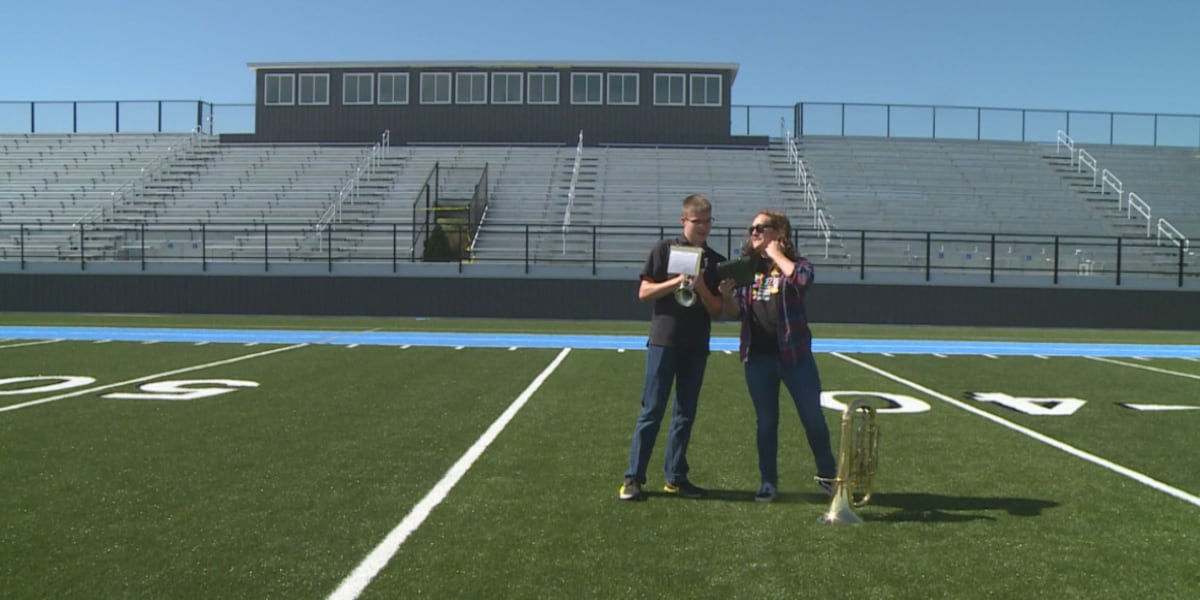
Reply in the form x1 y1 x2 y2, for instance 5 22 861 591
5 99 1199 148
0 100 254 136
0 222 1194 287
731 102 1200 148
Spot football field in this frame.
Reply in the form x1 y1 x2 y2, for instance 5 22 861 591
2 314 1199 598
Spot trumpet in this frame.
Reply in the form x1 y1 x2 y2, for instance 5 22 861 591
674 274 697 307
819 398 880 526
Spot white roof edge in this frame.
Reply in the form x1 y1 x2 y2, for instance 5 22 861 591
247 60 740 79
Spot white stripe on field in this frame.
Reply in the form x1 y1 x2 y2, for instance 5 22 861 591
1085 355 1200 381
328 347 572 600
0 343 308 413
831 352 1200 509
0 339 64 350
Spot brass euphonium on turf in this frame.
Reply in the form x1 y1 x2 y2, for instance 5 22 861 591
674 274 697 307
819 398 880 526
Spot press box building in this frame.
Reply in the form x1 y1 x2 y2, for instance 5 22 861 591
239 60 755 146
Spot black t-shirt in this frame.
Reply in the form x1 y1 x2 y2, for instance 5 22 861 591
640 237 726 353
748 268 782 356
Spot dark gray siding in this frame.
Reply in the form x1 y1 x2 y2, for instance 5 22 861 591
3 273 1197 330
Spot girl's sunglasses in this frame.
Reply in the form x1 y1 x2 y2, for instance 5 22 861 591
747 224 775 234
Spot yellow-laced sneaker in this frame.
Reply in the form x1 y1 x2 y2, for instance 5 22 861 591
663 479 706 499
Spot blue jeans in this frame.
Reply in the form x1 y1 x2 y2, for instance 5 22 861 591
625 344 708 484
743 352 837 485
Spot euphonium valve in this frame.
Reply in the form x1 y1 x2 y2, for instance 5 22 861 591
819 398 880 526
674 275 697 307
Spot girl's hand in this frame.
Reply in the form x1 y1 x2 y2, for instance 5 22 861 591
718 278 735 297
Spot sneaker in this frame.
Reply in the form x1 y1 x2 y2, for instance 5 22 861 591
663 479 706 499
754 482 778 503
815 477 835 497
618 477 643 501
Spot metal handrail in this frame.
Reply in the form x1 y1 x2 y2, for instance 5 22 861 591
1077 149 1098 187
73 128 206 226
1157 218 1189 252
1101 169 1123 209
315 129 391 235
1056 130 1076 164
562 130 584 254
1126 192 1151 237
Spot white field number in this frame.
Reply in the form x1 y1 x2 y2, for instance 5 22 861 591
0 377 1083 414
969 392 1085 416
0 376 258 401
821 391 931 414
104 379 259 401
0 376 98 395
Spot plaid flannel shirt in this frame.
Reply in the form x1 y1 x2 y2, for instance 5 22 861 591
731 257 815 367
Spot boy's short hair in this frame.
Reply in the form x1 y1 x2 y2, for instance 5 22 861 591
681 193 712 217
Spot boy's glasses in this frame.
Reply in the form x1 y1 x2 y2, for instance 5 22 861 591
685 217 714 225
747 224 775 234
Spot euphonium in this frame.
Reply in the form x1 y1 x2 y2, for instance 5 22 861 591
674 275 697 307
819 398 880 526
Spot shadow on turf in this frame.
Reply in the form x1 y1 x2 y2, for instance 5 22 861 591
626 489 1059 523
862 492 1060 522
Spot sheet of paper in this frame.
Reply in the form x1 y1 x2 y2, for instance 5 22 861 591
667 246 702 276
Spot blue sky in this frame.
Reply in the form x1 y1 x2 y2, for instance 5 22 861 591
4 0 1197 115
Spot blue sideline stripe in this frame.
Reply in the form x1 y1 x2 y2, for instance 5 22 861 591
1 326 1199 358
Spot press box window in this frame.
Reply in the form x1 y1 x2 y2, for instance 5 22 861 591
492 73 522 104
607 73 638 105
690 74 722 106
571 73 602 105
298 74 329 105
344 73 374 105
527 73 559 104
264 74 294 106
420 72 451 104
456 73 487 104
378 73 409 105
653 73 685 106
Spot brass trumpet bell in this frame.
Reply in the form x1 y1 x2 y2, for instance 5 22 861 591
674 276 697 307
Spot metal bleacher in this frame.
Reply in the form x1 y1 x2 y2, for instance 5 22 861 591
1076 144 1200 238
793 135 1176 275
2 131 1192 280
463 144 804 265
0 133 187 259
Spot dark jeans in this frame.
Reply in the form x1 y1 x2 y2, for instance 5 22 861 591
743 352 836 485
625 344 708 484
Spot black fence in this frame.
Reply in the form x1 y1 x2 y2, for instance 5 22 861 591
5 99 1199 149
732 102 1200 148
1 222 1194 288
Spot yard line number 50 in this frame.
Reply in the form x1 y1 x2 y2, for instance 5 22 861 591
0 376 258 401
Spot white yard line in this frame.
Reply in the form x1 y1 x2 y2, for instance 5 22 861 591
1085 355 1200 381
831 352 1200 509
328 347 572 600
0 339 65 350
0 343 308 414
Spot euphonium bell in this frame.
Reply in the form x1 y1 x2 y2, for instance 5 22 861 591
819 398 880 526
674 275 697 307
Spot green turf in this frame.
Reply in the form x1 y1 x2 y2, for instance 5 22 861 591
2 322 1198 598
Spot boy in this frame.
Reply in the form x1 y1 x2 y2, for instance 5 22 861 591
619 194 725 501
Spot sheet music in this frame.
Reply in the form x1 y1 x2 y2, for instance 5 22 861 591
667 246 702 276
